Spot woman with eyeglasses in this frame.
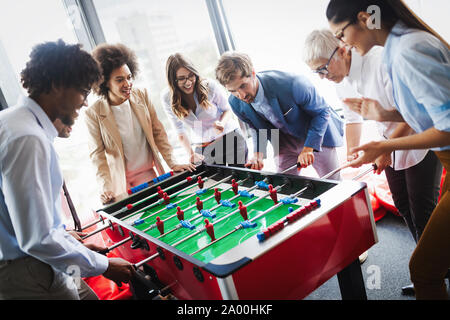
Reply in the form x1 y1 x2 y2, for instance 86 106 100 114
161 53 248 167
303 28 443 282
85 44 195 204
326 0 450 299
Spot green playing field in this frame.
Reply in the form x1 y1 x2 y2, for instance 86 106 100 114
124 187 300 264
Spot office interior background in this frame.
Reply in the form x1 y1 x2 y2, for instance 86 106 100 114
0 0 448 225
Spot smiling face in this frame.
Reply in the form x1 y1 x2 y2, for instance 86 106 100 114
107 64 133 105
224 71 258 104
328 13 378 56
176 67 197 95
55 86 89 127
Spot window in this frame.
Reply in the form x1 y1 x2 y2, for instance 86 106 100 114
93 0 221 164
0 0 101 226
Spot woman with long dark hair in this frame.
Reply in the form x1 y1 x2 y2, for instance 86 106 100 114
325 0 449 299
161 53 248 167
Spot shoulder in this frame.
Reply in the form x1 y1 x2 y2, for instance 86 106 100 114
259 70 312 93
0 106 43 139
393 29 448 66
86 96 107 118
0 107 50 156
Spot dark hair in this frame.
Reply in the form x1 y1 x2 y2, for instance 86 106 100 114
326 0 449 47
21 39 101 98
92 43 139 99
165 53 210 119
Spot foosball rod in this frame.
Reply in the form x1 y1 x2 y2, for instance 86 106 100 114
155 177 266 240
189 180 314 256
120 171 214 222
281 162 348 178
99 176 252 253
168 182 288 248
79 170 209 231
143 176 251 233
128 173 235 225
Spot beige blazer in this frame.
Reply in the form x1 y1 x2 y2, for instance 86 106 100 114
85 88 176 196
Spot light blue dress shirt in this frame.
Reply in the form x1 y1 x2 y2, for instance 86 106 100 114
384 21 450 151
0 96 108 277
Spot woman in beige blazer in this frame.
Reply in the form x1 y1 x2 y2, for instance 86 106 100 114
86 43 194 204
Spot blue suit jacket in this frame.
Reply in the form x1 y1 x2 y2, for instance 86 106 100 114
229 70 344 153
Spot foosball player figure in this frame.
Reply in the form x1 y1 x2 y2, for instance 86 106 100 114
231 179 239 195
238 201 248 220
214 188 221 204
176 206 184 221
198 176 205 189
156 216 164 235
196 197 203 211
205 219 216 241
163 192 171 205
157 186 164 199
268 184 278 204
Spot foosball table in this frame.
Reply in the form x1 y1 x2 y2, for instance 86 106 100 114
82 163 378 300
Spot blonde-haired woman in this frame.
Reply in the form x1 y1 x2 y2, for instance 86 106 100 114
161 53 248 167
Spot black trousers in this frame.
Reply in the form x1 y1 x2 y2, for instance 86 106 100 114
384 151 443 242
195 129 248 168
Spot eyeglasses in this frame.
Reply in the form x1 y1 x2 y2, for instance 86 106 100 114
175 73 196 85
80 88 91 100
313 47 339 76
334 20 354 40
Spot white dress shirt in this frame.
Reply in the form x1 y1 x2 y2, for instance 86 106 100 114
161 79 239 144
336 47 428 170
0 96 108 277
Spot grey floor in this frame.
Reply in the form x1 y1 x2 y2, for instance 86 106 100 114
304 212 450 300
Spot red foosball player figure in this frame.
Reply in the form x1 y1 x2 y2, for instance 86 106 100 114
268 184 278 204
238 201 248 220
156 216 164 235
196 197 203 211
176 206 184 221
163 192 171 205
204 219 216 241
198 176 205 189
157 186 164 199
231 179 239 195
214 188 221 204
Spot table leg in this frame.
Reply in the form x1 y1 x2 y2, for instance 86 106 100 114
337 258 367 300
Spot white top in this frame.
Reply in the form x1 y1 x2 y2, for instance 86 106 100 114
111 100 154 175
0 96 108 277
161 79 239 144
336 46 428 170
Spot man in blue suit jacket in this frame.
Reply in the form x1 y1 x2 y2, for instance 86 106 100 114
215 52 344 178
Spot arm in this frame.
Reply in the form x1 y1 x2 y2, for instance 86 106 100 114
346 123 363 159
2 136 109 277
349 128 450 168
292 76 332 151
178 132 204 163
143 89 194 171
342 97 405 122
